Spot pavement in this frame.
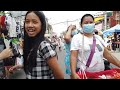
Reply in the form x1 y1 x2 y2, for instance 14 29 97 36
9 69 26 79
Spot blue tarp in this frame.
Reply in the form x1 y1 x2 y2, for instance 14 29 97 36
103 24 120 38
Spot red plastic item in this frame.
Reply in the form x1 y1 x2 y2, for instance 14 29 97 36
76 68 120 79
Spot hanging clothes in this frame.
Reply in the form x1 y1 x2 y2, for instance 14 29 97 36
5 15 17 37
16 22 21 34
0 16 6 29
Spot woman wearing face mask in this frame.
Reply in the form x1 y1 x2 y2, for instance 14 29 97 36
70 14 120 79
23 11 64 79
64 25 78 78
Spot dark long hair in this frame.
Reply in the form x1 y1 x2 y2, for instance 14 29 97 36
23 11 46 73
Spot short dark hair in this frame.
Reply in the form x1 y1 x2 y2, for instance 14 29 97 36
80 14 94 26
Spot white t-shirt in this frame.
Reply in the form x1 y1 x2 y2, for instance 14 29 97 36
70 33 105 72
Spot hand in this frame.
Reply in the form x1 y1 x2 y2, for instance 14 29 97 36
71 73 81 79
0 48 13 60
68 25 76 31
9 66 18 72
9 65 23 72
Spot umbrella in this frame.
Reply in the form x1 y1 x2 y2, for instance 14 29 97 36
103 24 120 38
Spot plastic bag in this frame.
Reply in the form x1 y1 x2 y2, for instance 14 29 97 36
76 68 120 79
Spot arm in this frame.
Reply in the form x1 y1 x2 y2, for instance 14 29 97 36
70 33 80 79
9 65 23 72
0 48 13 60
70 50 80 79
47 56 64 79
103 47 120 67
41 41 64 79
64 29 72 43
64 25 76 43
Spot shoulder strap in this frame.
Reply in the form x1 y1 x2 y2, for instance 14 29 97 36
95 35 105 47
86 35 96 67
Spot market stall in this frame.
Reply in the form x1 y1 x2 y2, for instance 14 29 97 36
103 24 120 38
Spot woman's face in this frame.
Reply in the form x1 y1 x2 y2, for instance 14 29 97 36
25 12 42 37
81 16 94 27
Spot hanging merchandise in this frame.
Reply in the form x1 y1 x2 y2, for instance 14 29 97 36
16 22 22 38
5 15 17 38
9 39 20 58
5 14 10 31
2 33 10 48
1 16 6 29
16 22 21 34
11 38 19 44
0 11 6 30
9 17 17 37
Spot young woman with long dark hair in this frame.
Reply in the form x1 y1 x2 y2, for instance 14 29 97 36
23 11 64 79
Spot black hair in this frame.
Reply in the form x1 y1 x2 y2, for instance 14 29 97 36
80 14 94 26
23 11 46 73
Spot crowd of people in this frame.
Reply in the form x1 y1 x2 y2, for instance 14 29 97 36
0 11 120 79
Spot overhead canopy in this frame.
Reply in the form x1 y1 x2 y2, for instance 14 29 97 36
103 24 120 38
94 16 104 22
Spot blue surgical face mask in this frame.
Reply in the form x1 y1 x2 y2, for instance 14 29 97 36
71 30 78 36
83 23 95 34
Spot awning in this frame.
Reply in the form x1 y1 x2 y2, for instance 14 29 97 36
103 24 120 38
94 17 104 22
